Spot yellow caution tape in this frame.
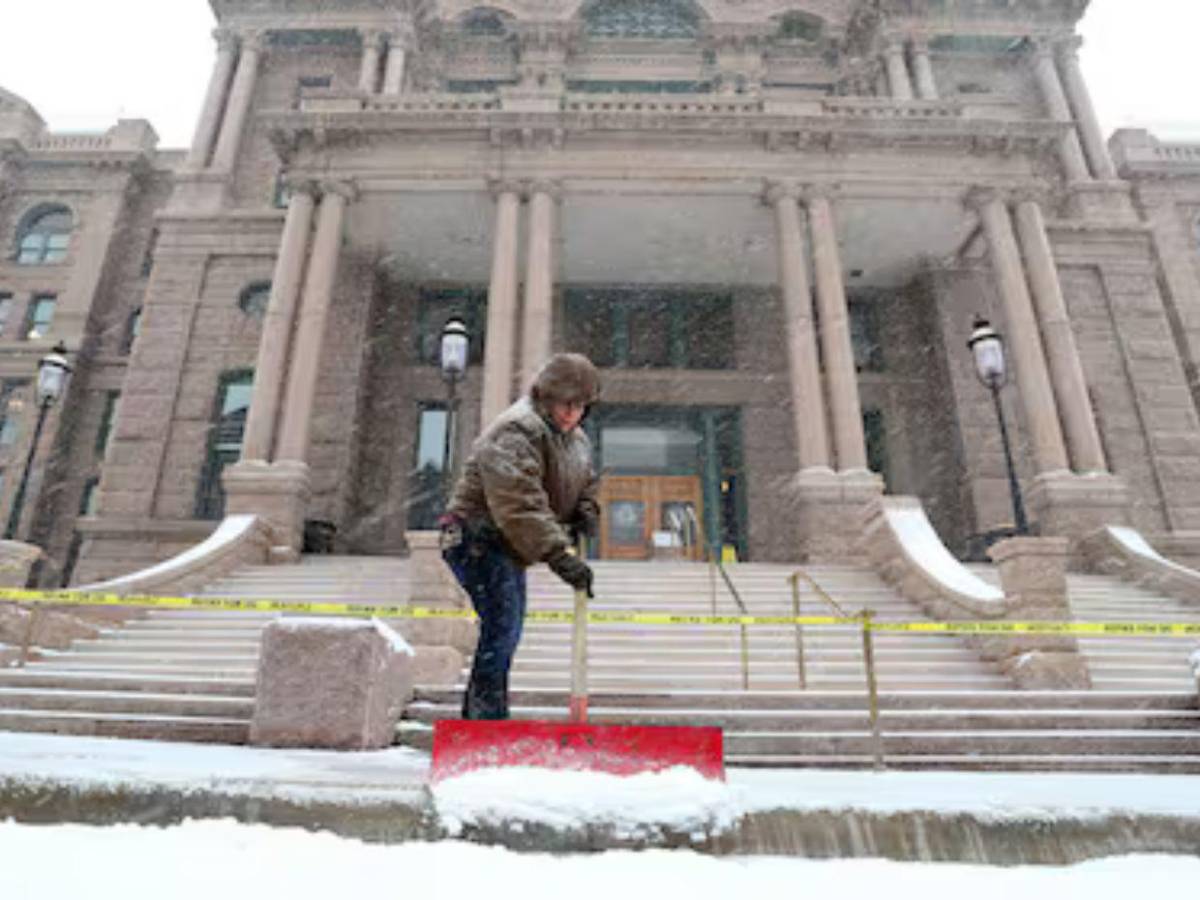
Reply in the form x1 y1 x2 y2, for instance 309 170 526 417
2 587 1199 637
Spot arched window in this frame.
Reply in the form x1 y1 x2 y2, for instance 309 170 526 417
582 0 702 39
16 205 73 265
461 7 512 36
195 369 254 520
238 282 271 319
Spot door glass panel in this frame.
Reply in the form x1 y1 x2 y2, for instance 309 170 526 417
661 501 698 548
600 426 702 472
607 500 645 546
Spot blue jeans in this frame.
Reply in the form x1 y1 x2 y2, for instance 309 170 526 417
443 530 527 720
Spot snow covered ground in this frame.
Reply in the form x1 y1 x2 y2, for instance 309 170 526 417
4 819 1200 900
3 731 1200 898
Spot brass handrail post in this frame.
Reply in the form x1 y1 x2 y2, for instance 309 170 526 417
860 609 885 771
789 572 806 689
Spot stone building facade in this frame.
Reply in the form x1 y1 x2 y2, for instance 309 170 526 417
4 0 1200 584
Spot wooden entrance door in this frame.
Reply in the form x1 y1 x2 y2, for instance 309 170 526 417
596 475 704 561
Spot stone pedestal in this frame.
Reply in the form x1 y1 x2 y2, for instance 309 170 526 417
250 617 414 750
1065 181 1138 222
790 468 884 562
399 530 476 654
222 460 311 562
0 540 44 588
1028 470 1131 556
988 536 1090 689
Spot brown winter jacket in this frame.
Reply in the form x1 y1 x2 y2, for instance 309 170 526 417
446 356 600 566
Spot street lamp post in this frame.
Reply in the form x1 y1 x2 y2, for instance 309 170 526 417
4 342 72 541
967 317 1029 537
439 317 469 508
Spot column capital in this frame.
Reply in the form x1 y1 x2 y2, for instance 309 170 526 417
213 27 240 52
319 179 358 203
883 35 907 54
523 179 562 201
487 176 524 198
239 29 267 53
283 176 320 199
1054 34 1084 63
909 35 932 54
964 185 1006 213
801 183 842 205
1024 36 1057 62
1011 186 1054 209
390 18 417 50
763 179 801 207
361 28 388 50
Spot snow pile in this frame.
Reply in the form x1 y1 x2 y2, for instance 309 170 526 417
433 765 738 838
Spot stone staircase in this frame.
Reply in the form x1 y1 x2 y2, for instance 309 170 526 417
0 556 1197 771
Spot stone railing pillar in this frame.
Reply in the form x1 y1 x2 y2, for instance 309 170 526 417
970 189 1070 475
804 187 867 471
519 181 558 391
883 38 914 101
210 30 264 172
481 181 522 426
185 28 239 170
240 181 317 462
1012 197 1107 473
765 181 830 471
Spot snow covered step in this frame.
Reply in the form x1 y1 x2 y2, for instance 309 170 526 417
0 709 249 744
0 687 254 718
0 670 254 695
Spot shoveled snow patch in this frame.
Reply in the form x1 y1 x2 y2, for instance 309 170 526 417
433 765 738 837
1190 647 1200 682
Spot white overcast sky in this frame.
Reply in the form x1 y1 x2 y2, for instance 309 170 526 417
0 1 1195 149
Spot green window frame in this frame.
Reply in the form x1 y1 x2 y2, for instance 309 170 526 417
16 206 72 265
25 295 56 340
95 391 121 458
195 370 254 520
407 402 450 530
0 379 30 448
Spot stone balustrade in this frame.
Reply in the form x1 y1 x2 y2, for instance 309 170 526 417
1109 128 1200 177
1081 525 1200 607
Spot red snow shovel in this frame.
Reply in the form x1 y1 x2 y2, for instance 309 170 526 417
430 561 725 783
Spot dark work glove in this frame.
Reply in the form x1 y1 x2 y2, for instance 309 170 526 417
547 548 594 598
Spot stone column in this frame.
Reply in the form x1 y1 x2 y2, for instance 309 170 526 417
910 39 938 101
804 188 868 471
382 21 414 95
1012 197 1107 473
520 181 558 391
276 182 356 463
358 29 386 94
1057 40 1118 182
210 30 264 173
883 38 914 102
765 182 830 471
1030 43 1090 183
185 28 239 170
240 182 317 462
481 182 522 426
970 189 1070 475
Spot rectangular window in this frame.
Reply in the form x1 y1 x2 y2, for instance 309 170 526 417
416 288 488 366
26 295 56 340
195 371 254 520
407 403 449 530
95 391 120 458
121 307 142 355
79 476 100 516
0 380 29 448
140 229 158 278
863 407 888 480
849 299 884 372
565 289 735 370
0 294 12 336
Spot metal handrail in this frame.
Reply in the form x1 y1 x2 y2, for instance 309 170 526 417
789 567 884 770
669 506 752 689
